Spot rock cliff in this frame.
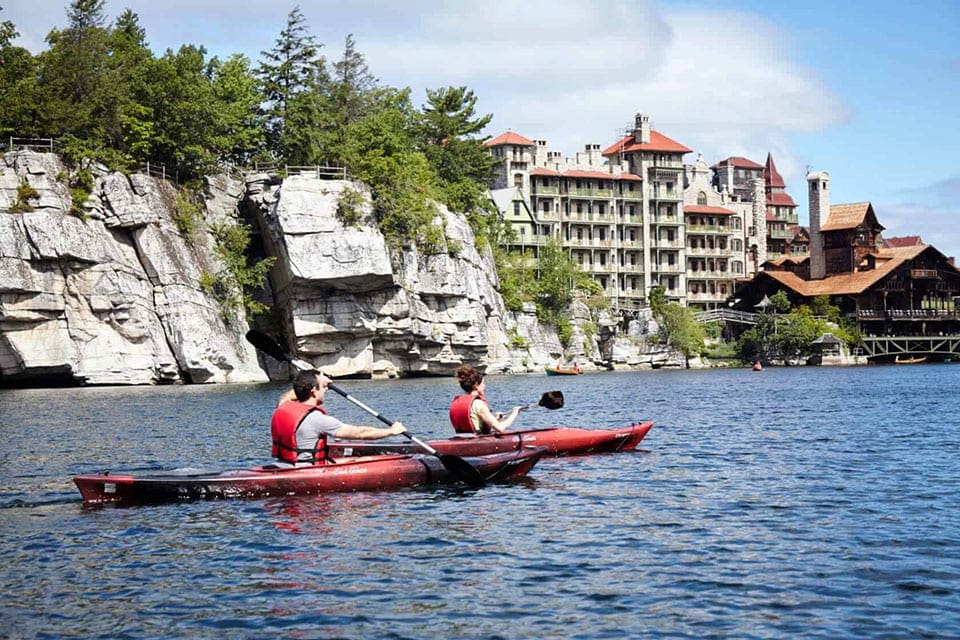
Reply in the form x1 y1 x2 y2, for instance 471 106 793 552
0 151 266 385
1 151 645 386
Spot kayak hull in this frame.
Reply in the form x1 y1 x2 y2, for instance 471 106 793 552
74 447 545 506
329 422 653 459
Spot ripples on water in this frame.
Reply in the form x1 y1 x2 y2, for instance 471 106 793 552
2 365 960 638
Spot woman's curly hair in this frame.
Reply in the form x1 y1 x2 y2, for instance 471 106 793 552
455 365 484 393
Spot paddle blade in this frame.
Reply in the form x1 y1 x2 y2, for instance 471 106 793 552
539 391 564 410
440 454 486 487
245 330 290 363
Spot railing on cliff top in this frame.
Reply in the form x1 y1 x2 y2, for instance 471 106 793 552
6 137 350 184
7 137 55 152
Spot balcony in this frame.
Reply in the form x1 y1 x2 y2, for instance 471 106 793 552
650 189 681 201
686 224 732 234
686 246 730 257
769 227 795 240
532 185 559 196
687 270 733 280
566 211 614 223
565 187 614 198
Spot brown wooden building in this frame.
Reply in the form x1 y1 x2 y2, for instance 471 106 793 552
734 172 960 339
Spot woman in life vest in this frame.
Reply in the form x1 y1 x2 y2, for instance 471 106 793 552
271 370 406 465
448 365 521 435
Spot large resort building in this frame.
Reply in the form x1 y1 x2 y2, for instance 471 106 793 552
486 111 806 315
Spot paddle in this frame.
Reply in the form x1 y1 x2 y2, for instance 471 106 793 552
521 390 564 411
246 330 486 487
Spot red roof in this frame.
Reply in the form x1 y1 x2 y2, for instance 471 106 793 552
767 192 796 207
883 235 924 248
764 153 786 189
684 205 735 216
711 156 763 170
601 131 692 156
529 168 642 182
485 131 535 147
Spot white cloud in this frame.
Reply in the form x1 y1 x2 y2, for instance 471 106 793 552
878 177 960 259
5 0 846 186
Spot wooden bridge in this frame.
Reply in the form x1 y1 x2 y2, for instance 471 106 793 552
858 335 960 360
694 308 759 325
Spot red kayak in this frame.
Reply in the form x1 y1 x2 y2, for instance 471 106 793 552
74 447 546 506
328 422 653 458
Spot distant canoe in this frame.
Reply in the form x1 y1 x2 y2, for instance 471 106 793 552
895 355 927 364
545 365 582 376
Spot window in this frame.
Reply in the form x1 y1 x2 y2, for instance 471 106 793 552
514 173 523 188
697 191 707 205
513 202 520 216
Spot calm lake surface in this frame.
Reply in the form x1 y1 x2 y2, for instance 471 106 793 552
2 364 959 638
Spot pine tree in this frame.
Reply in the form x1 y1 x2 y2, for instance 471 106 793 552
256 7 326 161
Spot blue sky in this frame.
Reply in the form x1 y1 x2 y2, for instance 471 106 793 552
4 0 959 258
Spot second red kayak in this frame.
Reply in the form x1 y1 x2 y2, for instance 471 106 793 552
328 421 653 459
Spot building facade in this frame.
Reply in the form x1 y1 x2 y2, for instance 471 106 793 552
487 111 804 313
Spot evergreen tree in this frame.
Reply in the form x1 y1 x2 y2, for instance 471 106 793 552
417 86 497 217
257 7 326 162
37 0 110 135
320 33 378 164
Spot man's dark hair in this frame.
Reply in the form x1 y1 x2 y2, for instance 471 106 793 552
293 370 320 401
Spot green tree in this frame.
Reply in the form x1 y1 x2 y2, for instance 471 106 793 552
210 54 265 164
0 14 42 138
649 285 667 317
417 86 497 217
257 7 326 161
534 237 600 320
145 45 224 178
657 302 706 367
36 0 110 135
320 33 377 163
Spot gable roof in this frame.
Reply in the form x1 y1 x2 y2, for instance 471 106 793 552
821 202 884 232
883 235 923 248
761 245 928 296
601 131 692 156
711 156 763 170
485 131 535 147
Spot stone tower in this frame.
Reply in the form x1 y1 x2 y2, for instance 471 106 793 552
807 170 830 279
750 177 767 271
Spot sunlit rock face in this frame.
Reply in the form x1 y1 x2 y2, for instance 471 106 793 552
253 176 513 378
0 151 267 385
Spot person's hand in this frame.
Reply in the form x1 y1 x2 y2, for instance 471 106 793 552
390 421 407 436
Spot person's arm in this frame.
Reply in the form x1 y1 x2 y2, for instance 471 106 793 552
334 422 406 440
476 402 520 433
277 389 295 407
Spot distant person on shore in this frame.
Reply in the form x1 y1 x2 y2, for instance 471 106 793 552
449 365 521 435
271 370 406 465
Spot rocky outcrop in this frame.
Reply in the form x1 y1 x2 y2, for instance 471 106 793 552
2 151 633 386
0 151 267 385
252 176 514 377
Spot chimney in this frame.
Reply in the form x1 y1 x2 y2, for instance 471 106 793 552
808 170 829 279
634 113 651 144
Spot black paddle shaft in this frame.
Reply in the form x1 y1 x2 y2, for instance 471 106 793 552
245 330 486 487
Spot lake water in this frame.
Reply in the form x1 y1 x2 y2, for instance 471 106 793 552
2 364 959 638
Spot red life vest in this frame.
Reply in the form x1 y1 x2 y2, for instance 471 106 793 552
270 401 329 464
449 393 491 434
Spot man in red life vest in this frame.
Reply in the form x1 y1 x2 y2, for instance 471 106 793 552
449 365 521 435
271 370 406 465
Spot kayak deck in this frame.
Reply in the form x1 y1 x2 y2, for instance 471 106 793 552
328 421 653 458
74 447 545 506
